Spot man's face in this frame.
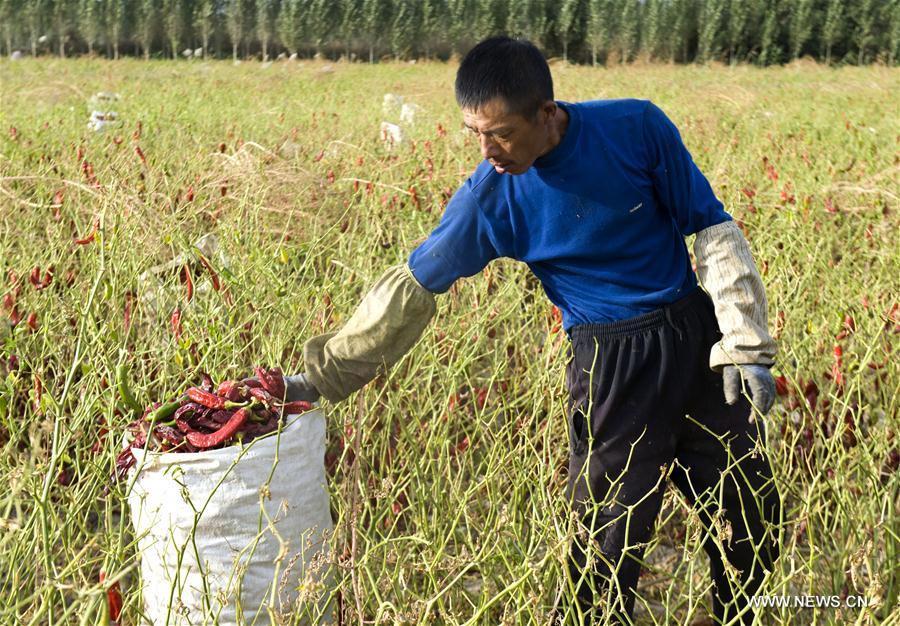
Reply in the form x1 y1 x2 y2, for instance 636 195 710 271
462 97 556 175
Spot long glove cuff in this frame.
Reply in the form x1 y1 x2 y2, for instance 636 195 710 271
303 263 437 402
694 220 777 372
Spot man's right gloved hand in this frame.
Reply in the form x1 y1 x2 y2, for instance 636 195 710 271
283 373 320 403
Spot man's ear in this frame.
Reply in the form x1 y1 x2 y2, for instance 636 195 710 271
541 100 557 125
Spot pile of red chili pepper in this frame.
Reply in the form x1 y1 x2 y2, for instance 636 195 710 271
113 366 312 481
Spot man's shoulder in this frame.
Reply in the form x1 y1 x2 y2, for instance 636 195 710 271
572 98 653 125
464 160 505 203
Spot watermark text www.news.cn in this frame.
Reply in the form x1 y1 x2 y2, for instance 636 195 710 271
750 595 870 609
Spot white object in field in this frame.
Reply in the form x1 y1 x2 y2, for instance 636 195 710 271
194 47 203 58
277 52 286 60
182 48 193 58
289 52 298 61
127 410 335 625
400 102 421 125
38 35 47 44
382 93 403 114
88 110 118 132
10 50 22 60
380 121 404 147
90 91 120 106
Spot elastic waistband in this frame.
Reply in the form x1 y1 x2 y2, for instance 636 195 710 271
568 287 707 341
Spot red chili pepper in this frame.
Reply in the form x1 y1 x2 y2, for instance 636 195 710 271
173 402 202 422
210 409 234 424
181 264 193 302
33 375 42 414
187 406 251 448
249 387 275 407
832 345 844 387
280 400 313 414
240 377 263 389
186 387 227 409
197 255 221 291
254 366 285 399
774 375 789 396
99 571 123 623
216 380 248 401
154 425 184 447
29 266 41 288
74 217 99 245
170 306 182 339
175 418 195 434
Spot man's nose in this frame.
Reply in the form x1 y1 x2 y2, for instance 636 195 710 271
479 134 500 160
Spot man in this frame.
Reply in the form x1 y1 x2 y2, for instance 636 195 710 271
281 37 781 625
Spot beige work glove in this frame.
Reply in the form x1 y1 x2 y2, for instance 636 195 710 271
302 263 436 403
693 220 777 372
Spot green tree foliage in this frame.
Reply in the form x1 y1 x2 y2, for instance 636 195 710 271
256 0 277 60
820 0 842 64
225 0 249 60
135 0 158 60
788 0 814 59
851 0 876 64
103 0 126 59
888 0 900 65
641 0 664 62
697 0 725 62
420 0 448 58
506 0 550 49
391 0 420 58
586 0 615 64
557 0 579 60
50 0 75 56
78 0 102 55
616 0 639 63
758 0 783 65
726 0 752 64
161 0 183 58
277 0 305 56
0 0 897 65
670 0 697 63
194 0 216 58
0 0 19 56
362 0 392 61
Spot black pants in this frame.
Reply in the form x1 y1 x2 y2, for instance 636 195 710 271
557 287 781 625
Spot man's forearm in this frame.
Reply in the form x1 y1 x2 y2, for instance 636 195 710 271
693 220 777 372
303 263 437 402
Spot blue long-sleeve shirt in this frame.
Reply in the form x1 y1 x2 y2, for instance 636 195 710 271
408 99 732 332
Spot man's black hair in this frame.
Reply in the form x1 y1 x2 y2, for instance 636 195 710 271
455 36 553 119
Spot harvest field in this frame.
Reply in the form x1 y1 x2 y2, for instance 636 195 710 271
1 58 898 624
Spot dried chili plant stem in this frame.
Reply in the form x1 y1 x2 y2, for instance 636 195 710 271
350 391 365 622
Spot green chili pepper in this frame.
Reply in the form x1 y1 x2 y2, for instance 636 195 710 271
146 396 187 423
116 363 143 416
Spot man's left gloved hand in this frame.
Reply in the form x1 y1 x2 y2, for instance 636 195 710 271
283 373 321 403
723 364 775 416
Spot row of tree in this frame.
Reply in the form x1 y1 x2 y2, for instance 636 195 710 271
2 0 899 65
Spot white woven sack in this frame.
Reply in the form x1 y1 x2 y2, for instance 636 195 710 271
127 409 334 625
